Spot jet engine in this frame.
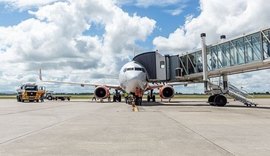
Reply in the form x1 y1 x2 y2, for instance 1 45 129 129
94 86 110 99
159 85 175 99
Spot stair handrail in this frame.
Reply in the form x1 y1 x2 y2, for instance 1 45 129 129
228 82 255 103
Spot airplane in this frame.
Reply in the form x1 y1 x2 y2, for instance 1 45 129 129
39 61 187 105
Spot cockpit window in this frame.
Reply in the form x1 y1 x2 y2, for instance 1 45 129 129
135 67 141 71
124 67 145 72
135 67 146 72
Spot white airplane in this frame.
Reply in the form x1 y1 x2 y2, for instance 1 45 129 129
40 61 186 105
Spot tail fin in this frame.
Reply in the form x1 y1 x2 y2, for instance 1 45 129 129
39 69 42 81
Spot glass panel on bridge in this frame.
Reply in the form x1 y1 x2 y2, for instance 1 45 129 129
178 28 270 76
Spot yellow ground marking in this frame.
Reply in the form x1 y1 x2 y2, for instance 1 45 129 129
132 103 139 112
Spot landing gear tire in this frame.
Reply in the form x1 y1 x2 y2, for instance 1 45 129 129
208 94 218 106
113 95 121 102
47 96 53 100
135 98 138 105
118 96 121 102
214 95 227 107
138 98 142 105
147 95 155 102
135 97 142 106
17 96 21 102
147 95 150 102
113 95 116 102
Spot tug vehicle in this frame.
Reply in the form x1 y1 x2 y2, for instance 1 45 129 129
16 84 46 102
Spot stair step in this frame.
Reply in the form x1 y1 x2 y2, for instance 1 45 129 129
228 84 257 107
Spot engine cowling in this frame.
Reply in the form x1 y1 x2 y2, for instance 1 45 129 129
94 86 110 99
159 85 175 99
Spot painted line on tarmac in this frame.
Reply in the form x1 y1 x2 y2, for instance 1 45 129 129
132 103 139 112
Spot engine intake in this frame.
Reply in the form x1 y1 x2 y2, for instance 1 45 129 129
94 86 110 99
159 85 175 99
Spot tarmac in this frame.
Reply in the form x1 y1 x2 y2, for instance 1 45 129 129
0 98 270 156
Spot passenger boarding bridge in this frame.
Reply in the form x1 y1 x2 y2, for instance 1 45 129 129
176 28 270 81
133 28 270 107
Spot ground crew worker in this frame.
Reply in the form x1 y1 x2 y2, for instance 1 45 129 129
124 92 128 103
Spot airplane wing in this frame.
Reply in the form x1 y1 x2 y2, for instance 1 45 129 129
145 82 189 90
39 69 121 90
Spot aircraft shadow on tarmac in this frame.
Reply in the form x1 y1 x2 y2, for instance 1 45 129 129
63 100 270 110
141 101 210 107
140 101 270 110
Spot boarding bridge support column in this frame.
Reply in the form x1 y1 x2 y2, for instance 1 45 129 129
223 74 228 91
201 33 208 92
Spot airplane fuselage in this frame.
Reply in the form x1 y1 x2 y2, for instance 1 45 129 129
119 61 147 93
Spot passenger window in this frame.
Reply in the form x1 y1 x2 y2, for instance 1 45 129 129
160 61 165 68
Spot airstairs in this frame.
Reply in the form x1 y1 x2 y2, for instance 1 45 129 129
227 83 257 107
208 81 257 107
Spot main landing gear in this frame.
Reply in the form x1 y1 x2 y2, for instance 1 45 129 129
113 90 121 102
208 94 227 107
147 89 155 102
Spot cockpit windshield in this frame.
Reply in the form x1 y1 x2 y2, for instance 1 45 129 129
124 67 145 72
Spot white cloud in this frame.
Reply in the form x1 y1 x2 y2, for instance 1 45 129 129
153 0 270 92
116 0 184 7
0 0 64 9
116 0 187 16
154 0 270 52
135 0 184 8
0 0 156 92
165 5 186 16
229 70 270 93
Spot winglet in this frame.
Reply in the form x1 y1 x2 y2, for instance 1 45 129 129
39 69 42 81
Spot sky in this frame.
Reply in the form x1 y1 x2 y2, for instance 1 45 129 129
0 0 270 93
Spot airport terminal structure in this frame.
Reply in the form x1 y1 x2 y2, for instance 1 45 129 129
133 28 270 107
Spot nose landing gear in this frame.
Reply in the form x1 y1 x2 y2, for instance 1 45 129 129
134 96 142 106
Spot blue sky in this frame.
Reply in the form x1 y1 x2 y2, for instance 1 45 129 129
121 1 200 49
0 5 32 26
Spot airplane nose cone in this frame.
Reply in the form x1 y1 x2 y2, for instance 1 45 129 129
124 72 146 93
126 72 139 81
